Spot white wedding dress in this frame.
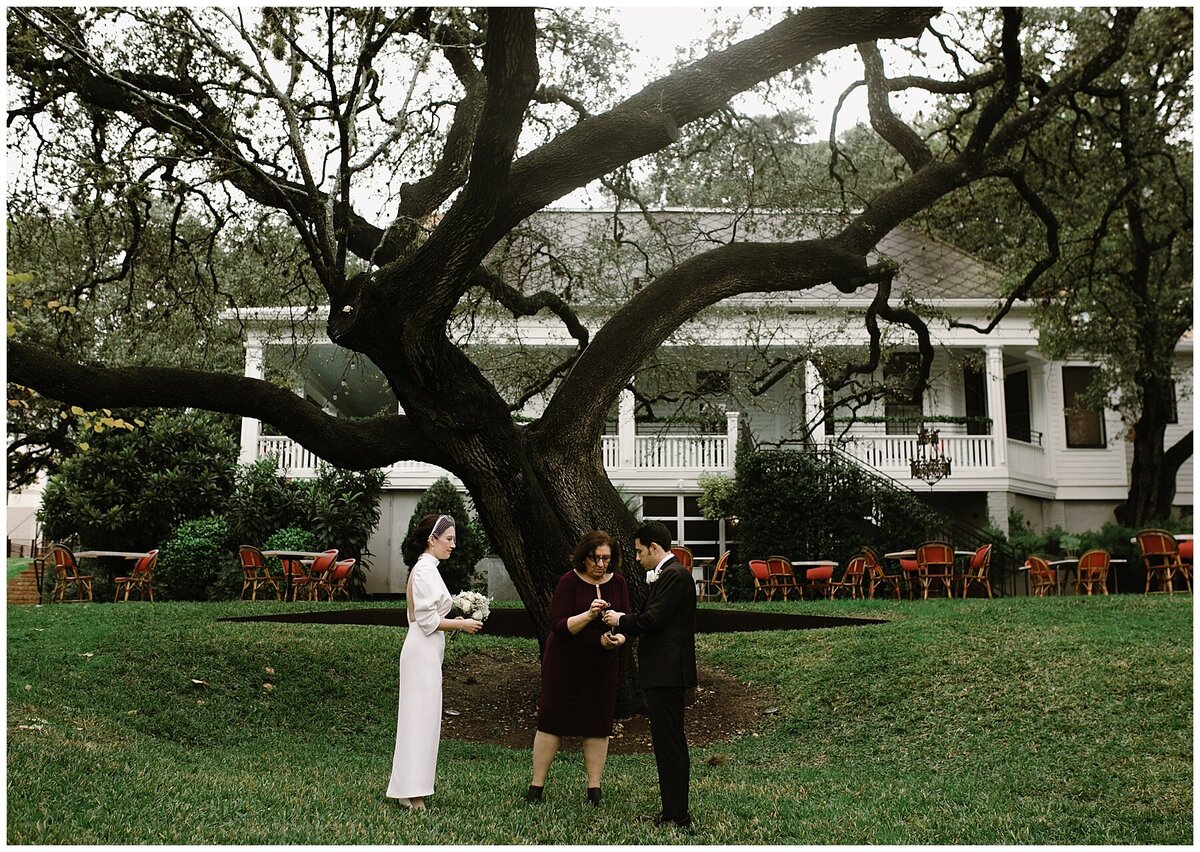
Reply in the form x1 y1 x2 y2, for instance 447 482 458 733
386 552 452 801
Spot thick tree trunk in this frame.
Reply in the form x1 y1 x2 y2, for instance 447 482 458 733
1115 378 1193 526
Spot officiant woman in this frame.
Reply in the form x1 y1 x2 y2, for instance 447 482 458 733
525 530 630 806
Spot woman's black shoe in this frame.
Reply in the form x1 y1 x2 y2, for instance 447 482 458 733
524 785 544 804
587 787 602 806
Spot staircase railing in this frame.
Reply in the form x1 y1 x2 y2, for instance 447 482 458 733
817 444 1024 596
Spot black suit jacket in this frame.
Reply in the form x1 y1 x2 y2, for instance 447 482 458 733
617 558 697 689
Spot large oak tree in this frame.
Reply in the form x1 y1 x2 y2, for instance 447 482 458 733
10 8 1144 647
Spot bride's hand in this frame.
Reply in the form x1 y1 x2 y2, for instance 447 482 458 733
459 618 484 634
600 632 625 650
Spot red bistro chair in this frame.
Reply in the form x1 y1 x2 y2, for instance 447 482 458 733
915 542 955 600
1027 555 1057 597
291 550 339 602
960 544 994 599
830 556 867 600
861 547 901 600
804 563 834 600
698 551 729 602
50 544 94 603
749 560 776 601
1073 548 1110 596
318 558 356 602
766 556 802 601
114 549 158 602
1136 529 1187 594
239 545 283 602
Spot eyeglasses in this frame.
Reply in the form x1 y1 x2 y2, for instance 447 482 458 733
587 554 613 564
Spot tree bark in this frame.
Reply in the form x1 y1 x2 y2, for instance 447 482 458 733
1115 376 1193 526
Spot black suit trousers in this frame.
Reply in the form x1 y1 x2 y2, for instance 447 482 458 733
643 685 689 821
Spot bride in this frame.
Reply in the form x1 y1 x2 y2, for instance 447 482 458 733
386 513 483 809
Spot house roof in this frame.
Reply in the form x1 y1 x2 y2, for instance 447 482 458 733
508 207 1008 304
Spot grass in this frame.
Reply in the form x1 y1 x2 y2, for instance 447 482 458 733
8 556 35 580
6 595 1192 844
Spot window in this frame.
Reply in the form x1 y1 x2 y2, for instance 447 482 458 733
1004 370 1032 443
641 494 721 561
1168 380 1179 424
963 364 989 435
1062 366 1106 448
884 352 922 435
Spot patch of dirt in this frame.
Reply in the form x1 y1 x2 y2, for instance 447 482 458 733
440 646 773 754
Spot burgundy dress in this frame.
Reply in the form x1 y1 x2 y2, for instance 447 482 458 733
536 569 631 737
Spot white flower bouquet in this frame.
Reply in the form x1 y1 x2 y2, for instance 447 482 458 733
449 590 492 639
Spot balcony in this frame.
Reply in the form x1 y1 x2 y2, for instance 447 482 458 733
257 411 740 485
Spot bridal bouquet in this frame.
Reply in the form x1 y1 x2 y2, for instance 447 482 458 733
449 590 492 640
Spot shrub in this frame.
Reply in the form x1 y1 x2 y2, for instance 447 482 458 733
39 411 237 551
730 448 943 600
225 456 304 547
403 477 486 593
262 526 318 580
302 465 386 598
156 518 236 601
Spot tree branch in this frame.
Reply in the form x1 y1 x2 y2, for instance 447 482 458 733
7 341 451 470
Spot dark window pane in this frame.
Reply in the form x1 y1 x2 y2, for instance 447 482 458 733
1062 367 1106 448
642 495 677 517
683 496 703 516
684 519 719 541
1005 370 1032 442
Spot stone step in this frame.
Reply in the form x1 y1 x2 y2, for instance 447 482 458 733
7 566 44 605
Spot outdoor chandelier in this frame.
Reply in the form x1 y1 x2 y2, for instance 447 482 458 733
910 426 952 487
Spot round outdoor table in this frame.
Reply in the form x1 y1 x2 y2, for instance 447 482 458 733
261 550 326 601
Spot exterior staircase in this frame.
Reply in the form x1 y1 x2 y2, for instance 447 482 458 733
817 445 1024 594
7 562 43 605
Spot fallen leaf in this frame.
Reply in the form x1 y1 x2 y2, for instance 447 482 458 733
262 683 274 692
191 679 208 688
264 666 275 675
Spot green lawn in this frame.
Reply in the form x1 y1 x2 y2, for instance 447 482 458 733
6 596 1192 844
8 556 34 580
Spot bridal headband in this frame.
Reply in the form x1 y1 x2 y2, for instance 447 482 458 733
431 514 456 539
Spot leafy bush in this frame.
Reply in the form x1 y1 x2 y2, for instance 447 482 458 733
403 477 487 593
302 465 386 598
262 526 318 580
223 460 384 598
730 448 943 600
156 518 237 601
225 456 303 547
39 411 237 551
697 472 736 521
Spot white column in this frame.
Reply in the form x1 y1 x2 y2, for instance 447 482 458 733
985 346 1007 466
726 411 740 471
238 334 265 466
618 383 636 468
803 360 825 442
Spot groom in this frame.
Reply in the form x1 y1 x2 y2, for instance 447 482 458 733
603 521 697 830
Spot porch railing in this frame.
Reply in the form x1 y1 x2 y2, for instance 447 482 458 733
831 434 994 471
261 433 732 476
1006 438 1047 478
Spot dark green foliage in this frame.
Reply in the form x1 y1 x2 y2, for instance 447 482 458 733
225 457 303 547
730 448 943 599
156 518 236 601
262 526 318 579
302 465 386 598
403 477 487 593
225 461 384 598
38 411 237 551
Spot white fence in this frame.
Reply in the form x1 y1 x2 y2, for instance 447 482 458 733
1006 438 1047 479
261 433 732 477
832 434 994 471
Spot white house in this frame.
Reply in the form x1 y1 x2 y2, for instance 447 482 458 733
221 209 1193 594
